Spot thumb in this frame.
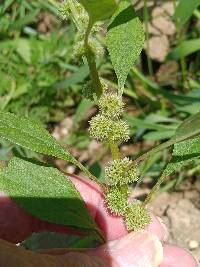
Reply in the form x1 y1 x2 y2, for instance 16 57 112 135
93 230 163 267
41 230 163 267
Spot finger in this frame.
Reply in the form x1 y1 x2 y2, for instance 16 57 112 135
36 231 164 267
0 232 161 267
90 230 163 267
146 215 168 242
160 244 198 267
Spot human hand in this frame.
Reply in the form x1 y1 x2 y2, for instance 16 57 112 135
0 175 198 267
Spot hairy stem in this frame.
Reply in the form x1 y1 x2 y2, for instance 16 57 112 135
84 21 103 99
74 160 107 189
109 142 120 160
143 172 166 206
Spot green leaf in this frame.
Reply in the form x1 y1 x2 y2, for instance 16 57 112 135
78 0 117 24
163 136 200 177
168 39 200 60
21 232 98 250
0 111 75 163
144 136 200 205
163 111 200 175
173 0 200 27
106 1 145 92
0 157 98 233
16 39 31 64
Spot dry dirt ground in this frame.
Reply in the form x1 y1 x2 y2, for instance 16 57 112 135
151 180 200 261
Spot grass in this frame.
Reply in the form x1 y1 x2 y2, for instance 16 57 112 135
0 0 200 188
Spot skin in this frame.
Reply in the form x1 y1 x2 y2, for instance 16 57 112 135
0 175 198 267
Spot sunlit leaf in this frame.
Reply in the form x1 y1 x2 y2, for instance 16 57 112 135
106 1 144 92
0 157 99 233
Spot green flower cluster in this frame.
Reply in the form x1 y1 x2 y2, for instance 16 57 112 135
89 92 130 144
105 185 129 215
88 91 150 230
82 79 108 101
105 157 138 186
89 114 130 143
98 93 124 119
125 202 151 231
60 1 104 59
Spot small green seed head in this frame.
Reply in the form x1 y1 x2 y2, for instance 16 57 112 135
82 79 108 101
100 78 109 93
60 1 88 27
111 120 130 143
105 157 138 186
59 2 70 19
89 115 130 143
73 38 104 59
82 81 94 101
89 38 104 57
105 186 129 215
73 40 85 58
125 203 151 231
98 93 124 119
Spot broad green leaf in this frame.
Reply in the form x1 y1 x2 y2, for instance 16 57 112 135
173 0 200 27
78 0 117 24
163 136 200 177
168 39 200 60
0 157 98 233
145 136 200 204
106 1 145 92
0 111 75 163
163 111 200 175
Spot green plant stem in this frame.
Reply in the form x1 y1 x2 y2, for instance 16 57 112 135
109 142 120 160
143 172 166 206
143 0 153 76
84 21 103 99
74 160 107 189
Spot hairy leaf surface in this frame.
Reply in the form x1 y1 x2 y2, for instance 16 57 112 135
0 111 75 163
0 157 98 232
163 137 200 177
106 1 145 92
